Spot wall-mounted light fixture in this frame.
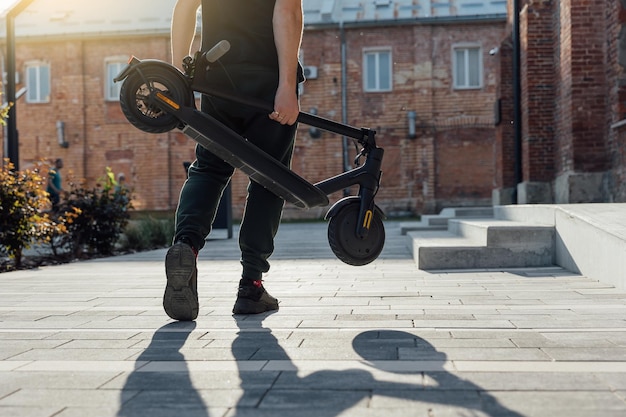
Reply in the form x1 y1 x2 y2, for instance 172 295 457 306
56 120 69 148
309 107 322 139
407 111 417 139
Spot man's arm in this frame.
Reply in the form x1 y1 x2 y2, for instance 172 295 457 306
171 0 201 71
270 0 303 126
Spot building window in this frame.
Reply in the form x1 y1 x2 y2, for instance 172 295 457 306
105 60 127 101
363 49 392 92
25 62 50 103
453 45 482 89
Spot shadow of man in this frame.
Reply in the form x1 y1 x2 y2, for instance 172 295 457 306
117 321 210 417
231 318 525 417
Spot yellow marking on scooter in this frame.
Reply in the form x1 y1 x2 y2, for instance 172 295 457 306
363 210 373 229
156 92 180 110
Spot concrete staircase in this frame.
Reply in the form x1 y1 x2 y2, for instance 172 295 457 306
399 206 494 234
406 204 626 290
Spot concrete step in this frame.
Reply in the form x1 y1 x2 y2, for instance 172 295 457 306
400 206 494 235
408 219 555 270
495 204 626 290
440 206 495 218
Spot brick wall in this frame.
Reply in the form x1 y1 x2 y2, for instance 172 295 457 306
5 19 506 219
297 22 504 215
12 35 197 211
494 0 626 203
554 0 610 174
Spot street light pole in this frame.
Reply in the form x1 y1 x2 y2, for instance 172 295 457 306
5 0 35 170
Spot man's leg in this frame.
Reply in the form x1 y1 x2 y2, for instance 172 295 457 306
233 113 297 314
165 144 234 321
173 144 235 252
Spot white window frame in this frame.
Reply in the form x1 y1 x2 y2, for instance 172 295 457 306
363 48 393 92
105 58 128 102
452 44 483 90
25 61 51 103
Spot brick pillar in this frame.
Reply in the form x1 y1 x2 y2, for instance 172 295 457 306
554 0 611 203
517 0 555 203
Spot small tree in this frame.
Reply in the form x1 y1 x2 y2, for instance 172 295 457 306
0 159 67 269
57 168 132 257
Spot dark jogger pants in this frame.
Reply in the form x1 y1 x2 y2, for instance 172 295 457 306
173 65 297 280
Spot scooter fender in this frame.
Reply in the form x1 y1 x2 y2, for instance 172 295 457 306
114 57 188 87
324 196 386 220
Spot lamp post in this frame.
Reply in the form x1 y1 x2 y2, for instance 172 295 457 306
5 0 35 170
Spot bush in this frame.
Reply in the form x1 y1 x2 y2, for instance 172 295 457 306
1 162 136 271
0 160 68 269
120 216 175 252
53 169 133 258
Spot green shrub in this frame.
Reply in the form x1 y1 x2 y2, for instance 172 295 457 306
120 216 175 251
51 168 133 258
0 160 69 269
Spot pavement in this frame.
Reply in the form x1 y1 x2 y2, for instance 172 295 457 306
1 220 626 417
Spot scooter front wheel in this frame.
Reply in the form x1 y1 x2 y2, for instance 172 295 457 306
119 62 193 134
327 201 385 266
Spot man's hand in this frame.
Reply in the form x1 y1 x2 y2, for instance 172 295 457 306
270 84 299 125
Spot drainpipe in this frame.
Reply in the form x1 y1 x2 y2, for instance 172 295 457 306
340 21 351 196
512 0 522 203
81 41 88 179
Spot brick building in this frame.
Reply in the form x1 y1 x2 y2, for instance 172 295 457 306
494 0 626 204
1 0 508 218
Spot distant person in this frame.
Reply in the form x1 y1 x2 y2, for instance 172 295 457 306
46 158 64 212
115 173 126 193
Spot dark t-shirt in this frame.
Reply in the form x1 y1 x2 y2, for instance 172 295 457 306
201 0 278 70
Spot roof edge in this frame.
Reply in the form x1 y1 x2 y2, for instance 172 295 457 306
305 13 508 30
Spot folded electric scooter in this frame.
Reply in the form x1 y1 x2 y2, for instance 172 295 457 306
115 41 385 265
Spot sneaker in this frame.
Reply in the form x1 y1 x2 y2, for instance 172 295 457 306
232 279 279 314
163 241 199 321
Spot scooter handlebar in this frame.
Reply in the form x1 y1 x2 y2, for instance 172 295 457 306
203 40 231 63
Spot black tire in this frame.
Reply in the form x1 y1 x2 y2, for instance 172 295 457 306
119 62 192 134
327 202 385 266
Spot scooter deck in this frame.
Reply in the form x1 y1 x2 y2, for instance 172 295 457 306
172 104 329 209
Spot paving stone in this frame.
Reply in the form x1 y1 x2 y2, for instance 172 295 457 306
0 371 119 390
101 370 279 390
482 391 626 416
58 406 227 417
0 406 66 417
542 347 626 361
0 388 125 407
259 388 369 409
400 347 551 361
8 348 141 362
2 221 626 416
425 371 609 391
593 373 626 390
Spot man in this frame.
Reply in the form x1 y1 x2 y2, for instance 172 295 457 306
164 0 304 320
46 158 64 212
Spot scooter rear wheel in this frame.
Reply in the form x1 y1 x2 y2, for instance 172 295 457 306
119 62 192 134
327 201 385 266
